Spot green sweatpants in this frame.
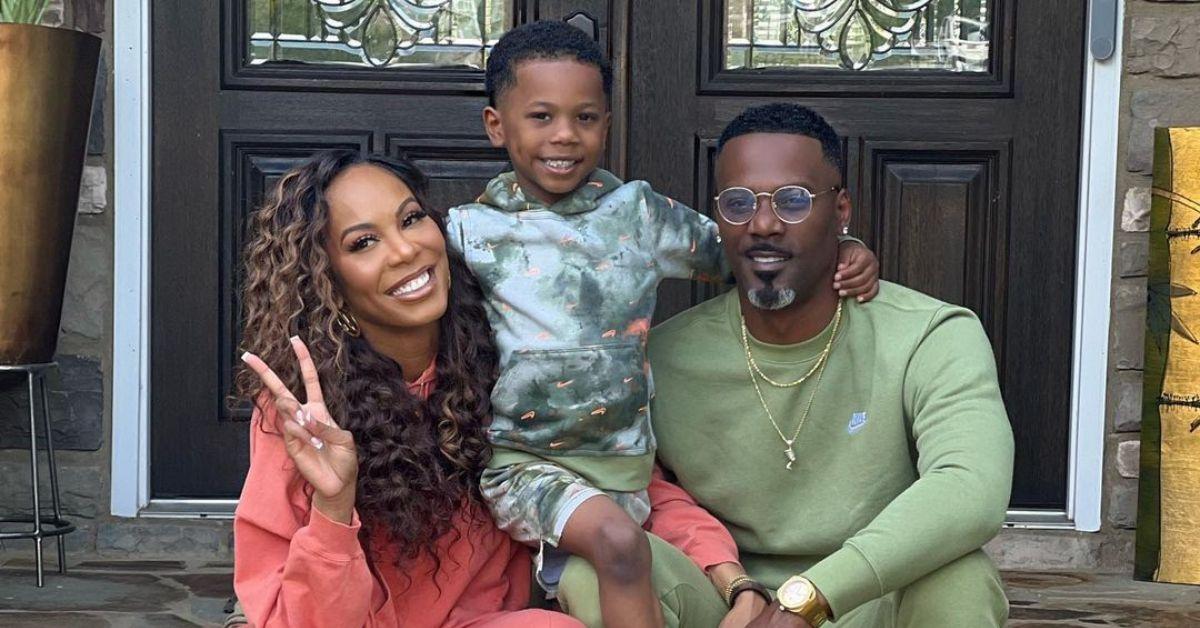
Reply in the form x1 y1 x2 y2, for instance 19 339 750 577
556 533 728 628
557 545 1006 628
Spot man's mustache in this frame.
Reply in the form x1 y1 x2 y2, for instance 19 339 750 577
744 243 793 257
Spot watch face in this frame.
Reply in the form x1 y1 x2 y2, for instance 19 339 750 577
778 578 813 607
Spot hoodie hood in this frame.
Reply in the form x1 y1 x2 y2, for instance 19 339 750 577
477 168 624 216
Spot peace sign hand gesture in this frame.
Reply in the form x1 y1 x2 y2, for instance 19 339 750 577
242 336 358 524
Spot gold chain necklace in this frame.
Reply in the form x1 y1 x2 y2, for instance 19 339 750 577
740 300 844 470
741 299 842 388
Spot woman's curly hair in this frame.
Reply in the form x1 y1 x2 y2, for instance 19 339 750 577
233 149 498 568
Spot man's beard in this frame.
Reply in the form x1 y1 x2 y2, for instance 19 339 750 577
746 272 796 311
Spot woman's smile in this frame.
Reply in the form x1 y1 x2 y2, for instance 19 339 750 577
323 163 452 335
385 266 436 302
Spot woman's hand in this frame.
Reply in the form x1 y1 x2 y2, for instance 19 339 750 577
242 336 359 524
834 240 880 303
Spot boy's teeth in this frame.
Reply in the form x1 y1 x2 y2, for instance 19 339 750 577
391 270 431 296
544 159 574 169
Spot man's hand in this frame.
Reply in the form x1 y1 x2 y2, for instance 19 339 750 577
718 590 771 628
746 583 831 628
745 605 811 628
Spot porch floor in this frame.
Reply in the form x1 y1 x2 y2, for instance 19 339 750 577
0 558 1197 626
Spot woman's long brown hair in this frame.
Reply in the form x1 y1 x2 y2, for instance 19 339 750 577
233 150 497 569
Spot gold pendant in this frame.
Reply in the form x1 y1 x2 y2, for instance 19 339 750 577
784 445 796 470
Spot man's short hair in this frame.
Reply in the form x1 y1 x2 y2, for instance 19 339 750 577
717 103 843 171
485 20 613 107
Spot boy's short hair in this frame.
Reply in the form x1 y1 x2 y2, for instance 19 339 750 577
717 103 843 171
485 20 613 107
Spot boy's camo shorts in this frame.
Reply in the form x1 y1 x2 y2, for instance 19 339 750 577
480 460 651 547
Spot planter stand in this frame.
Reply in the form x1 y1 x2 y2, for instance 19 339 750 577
0 363 75 587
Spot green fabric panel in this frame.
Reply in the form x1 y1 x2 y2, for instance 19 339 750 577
488 447 655 492
829 550 1006 627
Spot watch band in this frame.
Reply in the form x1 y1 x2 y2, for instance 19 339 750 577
729 579 772 606
779 602 829 626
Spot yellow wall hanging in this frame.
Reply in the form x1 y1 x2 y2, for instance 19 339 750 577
1137 127 1200 584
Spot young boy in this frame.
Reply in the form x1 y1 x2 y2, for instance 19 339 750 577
444 21 878 627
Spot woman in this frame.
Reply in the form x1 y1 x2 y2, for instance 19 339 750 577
233 149 582 628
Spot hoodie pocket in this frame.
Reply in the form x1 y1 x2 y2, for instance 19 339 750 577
489 342 651 456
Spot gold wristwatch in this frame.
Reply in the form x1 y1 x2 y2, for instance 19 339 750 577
776 575 829 626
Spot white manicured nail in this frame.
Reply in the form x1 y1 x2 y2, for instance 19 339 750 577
310 437 324 450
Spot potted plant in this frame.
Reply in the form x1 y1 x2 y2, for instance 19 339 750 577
0 0 101 364
1 0 47 23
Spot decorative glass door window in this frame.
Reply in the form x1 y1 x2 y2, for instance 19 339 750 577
725 0 992 72
248 0 512 69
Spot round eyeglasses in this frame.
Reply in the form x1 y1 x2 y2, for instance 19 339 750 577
713 185 840 225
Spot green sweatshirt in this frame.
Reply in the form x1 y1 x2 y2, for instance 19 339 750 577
646 282 1014 619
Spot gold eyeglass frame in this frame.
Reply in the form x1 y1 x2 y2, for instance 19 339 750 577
713 185 840 225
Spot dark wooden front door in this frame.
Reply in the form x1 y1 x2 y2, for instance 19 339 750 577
639 1 1085 511
151 0 629 498
153 1 1084 510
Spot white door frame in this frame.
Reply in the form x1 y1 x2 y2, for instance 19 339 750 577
1058 0 1124 532
111 0 152 517
111 1 1123 526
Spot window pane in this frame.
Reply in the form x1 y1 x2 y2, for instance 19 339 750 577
247 0 513 70
725 0 992 72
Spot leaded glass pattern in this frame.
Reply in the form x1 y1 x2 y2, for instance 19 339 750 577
725 0 992 72
248 0 512 70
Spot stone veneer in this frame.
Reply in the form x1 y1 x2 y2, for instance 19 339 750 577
2 0 1199 566
1107 0 1200 563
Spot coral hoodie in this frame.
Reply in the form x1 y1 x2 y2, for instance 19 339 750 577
233 364 583 628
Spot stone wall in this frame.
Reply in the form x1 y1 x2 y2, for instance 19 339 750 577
3 0 1198 568
0 0 234 562
1109 0 1200 563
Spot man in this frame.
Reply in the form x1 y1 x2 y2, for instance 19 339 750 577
643 103 1013 627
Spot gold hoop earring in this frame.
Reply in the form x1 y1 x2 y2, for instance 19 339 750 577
336 310 362 338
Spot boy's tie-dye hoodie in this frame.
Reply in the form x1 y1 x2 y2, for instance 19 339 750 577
446 169 726 491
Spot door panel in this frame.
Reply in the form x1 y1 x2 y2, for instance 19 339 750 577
152 0 1084 508
636 1 1085 510
225 0 513 92
862 140 1010 352
152 0 621 498
383 135 511 216
702 0 1014 95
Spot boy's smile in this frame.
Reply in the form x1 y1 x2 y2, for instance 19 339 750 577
483 58 611 206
